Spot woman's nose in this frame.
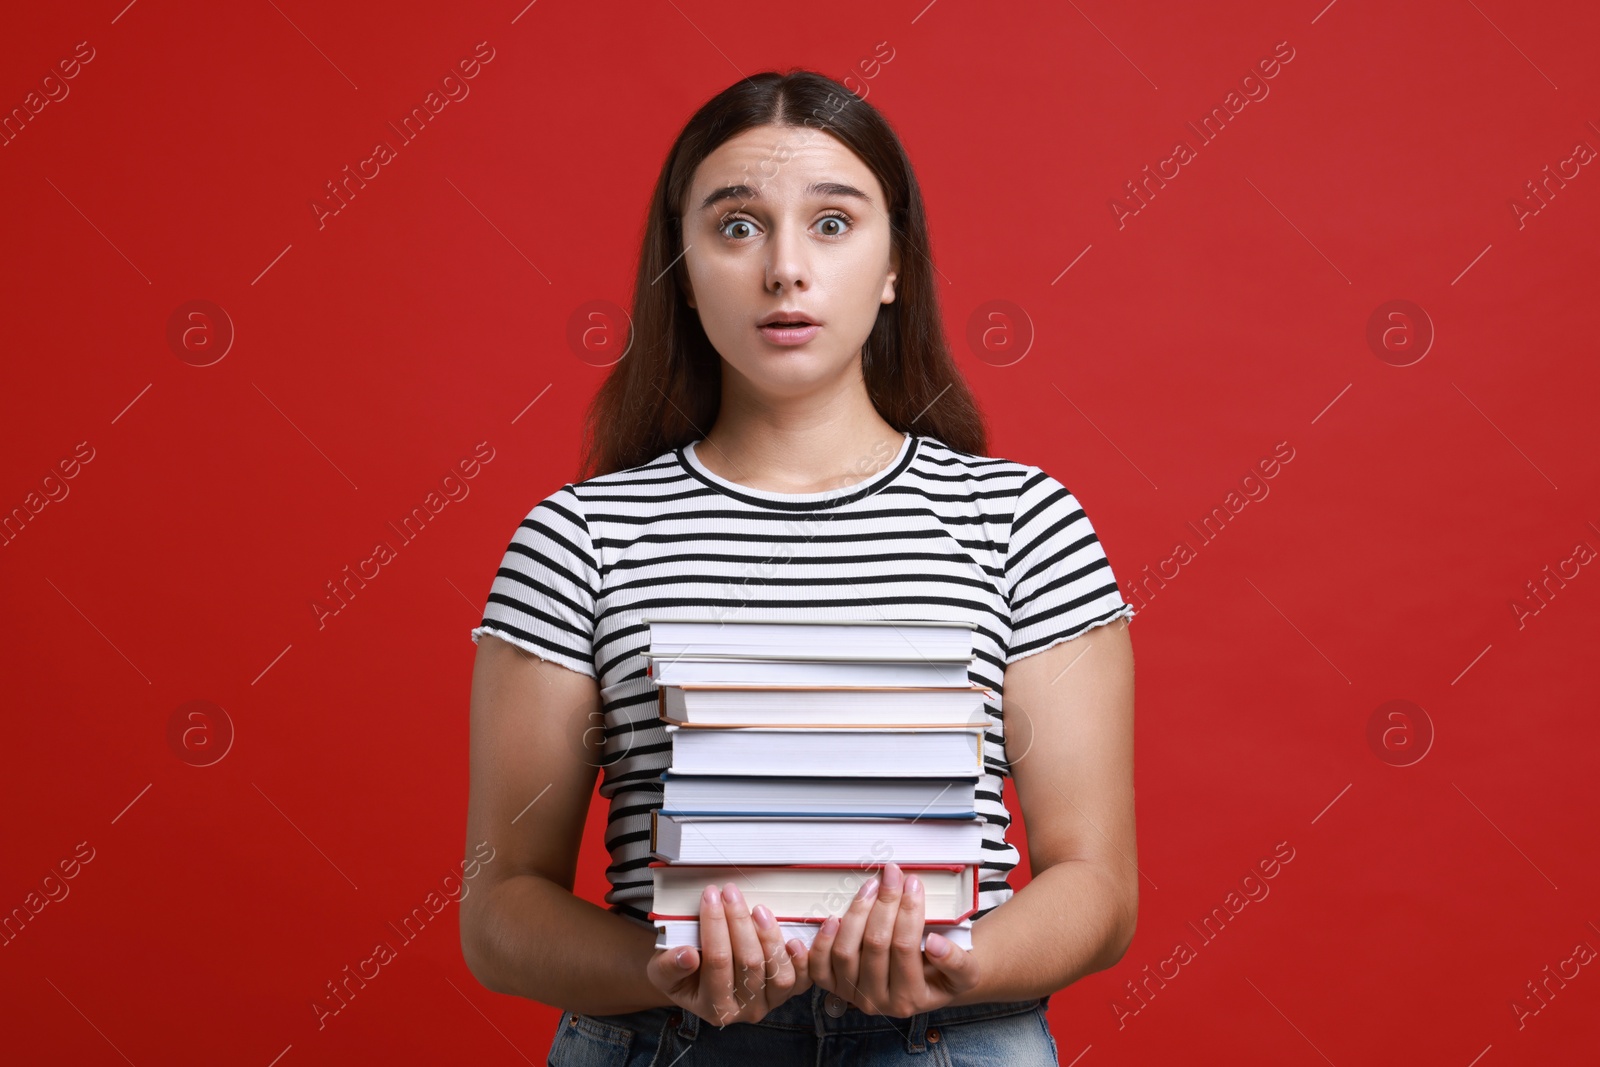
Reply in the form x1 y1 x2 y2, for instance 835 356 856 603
764 224 809 292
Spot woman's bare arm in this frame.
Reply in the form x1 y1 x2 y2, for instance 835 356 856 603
943 617 1139 1007
458 633 673 1014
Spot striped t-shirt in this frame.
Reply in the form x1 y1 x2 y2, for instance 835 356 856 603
471 432 1135 930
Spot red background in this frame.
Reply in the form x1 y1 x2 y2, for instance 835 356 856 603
3 1 1597 1063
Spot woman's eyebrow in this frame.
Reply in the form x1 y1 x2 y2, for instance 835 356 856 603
698 180 874 212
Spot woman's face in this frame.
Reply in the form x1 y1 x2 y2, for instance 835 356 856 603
680 123 899 398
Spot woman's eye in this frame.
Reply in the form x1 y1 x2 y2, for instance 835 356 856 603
718 214 851 239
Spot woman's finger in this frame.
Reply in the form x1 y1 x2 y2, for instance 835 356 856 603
807 914 841 991
720 882 769 1016
888 873 931 1008
830 872 880 996
645 944 699 997
697 884 740 1025
749 903 796 1007
855 862 905 1009
785 935 812 995
921 930 982 997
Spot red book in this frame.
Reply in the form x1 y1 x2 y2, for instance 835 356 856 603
647 861 977 925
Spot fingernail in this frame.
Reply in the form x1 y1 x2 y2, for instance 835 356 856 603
822 915 840 935
724 883 744 908
676 948 693 967
753 904 775 929
705 885 721 908
883 863 902 892
926 933 950 957
907 875 921 895
856 877 879 901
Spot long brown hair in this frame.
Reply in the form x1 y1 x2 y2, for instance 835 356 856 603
577 69 988 479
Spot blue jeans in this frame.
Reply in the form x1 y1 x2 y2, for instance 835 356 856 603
547 985 1059 1065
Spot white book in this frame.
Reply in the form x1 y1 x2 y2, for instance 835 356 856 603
657 684 992 728
650 863 977 923
659 773 979 818
650 812 986 864
644 616 976 661
654 917 972 952
664 726 985 778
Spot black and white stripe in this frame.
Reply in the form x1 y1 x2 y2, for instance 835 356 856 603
472 433 1135 929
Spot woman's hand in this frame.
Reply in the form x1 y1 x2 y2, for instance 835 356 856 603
647 882 813 1026
808 861 981 1017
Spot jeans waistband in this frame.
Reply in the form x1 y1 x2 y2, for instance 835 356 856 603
589 985 1048 1038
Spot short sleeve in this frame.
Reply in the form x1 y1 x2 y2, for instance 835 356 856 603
470 483 599 679
1003 466 1135 663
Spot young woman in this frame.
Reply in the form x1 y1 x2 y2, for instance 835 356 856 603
460 69 1138 1065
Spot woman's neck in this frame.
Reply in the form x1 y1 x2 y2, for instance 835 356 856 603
696 417 906 496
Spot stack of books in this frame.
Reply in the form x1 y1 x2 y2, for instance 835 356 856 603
644 616 992 954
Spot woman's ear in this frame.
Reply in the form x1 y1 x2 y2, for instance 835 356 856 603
882 248 900 305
